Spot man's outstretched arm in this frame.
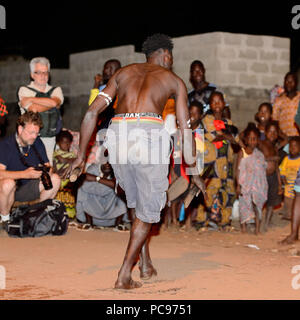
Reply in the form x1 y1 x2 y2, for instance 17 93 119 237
70 75 118 172
174 78 195 165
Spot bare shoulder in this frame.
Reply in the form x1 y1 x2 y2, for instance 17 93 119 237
165 70 187 92
169 69 185 82
113 63 140 78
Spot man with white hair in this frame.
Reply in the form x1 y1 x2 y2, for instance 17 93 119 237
17 57 64 164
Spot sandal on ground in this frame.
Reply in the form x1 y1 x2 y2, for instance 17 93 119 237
93 225 111 230
113 223 131 232
68 221 79 228
76 223 93 231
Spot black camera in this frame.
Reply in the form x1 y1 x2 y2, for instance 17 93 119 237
35 165 53 190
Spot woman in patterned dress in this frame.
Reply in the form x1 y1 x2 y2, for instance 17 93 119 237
196 92 239 229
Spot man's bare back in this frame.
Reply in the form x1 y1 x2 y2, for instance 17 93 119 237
107 62 185 115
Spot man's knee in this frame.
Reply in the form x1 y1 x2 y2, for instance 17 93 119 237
0 179 16 195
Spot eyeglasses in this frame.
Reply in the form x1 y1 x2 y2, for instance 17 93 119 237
34 71 49 76
22 127 40 137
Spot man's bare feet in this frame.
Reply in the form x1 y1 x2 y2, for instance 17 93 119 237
139 266 157 280
114 278 142 290
279 235 298 245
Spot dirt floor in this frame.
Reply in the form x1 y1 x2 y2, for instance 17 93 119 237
1 210 300 300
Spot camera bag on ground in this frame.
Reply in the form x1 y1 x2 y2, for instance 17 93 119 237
7 199 68 238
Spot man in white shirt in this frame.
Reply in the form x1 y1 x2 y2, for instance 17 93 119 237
17 57 64 164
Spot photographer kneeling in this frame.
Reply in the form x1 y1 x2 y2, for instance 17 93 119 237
0 111 60 230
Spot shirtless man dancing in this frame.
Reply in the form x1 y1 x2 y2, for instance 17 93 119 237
71 34 205 289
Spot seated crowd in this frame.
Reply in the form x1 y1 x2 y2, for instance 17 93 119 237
0 56 300 245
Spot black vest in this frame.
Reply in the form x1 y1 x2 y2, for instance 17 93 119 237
22 86 61 137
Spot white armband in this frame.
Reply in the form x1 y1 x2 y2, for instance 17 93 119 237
187 119 191 128
98 91 113 106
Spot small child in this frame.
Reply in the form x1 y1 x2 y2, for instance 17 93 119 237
279 136 300 220
187 101 204 227
189 100 204 176
280 167 300 244
256 102 273 140
239 103 272 149
236 123 268 234
189 100 203 129
53 130 77 218
258 121 283 231
247 102 288 161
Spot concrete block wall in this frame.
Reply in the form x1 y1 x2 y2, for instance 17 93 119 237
0 57 30 102
49 68 70 97
0 32 291 133
172 32 290 91
69 45 144 97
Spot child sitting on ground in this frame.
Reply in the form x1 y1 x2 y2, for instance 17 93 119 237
279 136 300 220
236 123 268 235
258 121 283 231
53 130 77 218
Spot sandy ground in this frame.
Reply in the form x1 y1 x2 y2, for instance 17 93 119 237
1 211 300 300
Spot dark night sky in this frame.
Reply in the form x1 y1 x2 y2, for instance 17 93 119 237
1 1 300 70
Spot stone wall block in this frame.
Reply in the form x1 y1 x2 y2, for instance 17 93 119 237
260 50 278 61
246 35 264 47
239 73 258 86
250 62 269 73
228 61 248 72
239 49 258 60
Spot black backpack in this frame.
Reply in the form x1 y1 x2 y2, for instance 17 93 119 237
19 86 62 137
7 199 68 238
